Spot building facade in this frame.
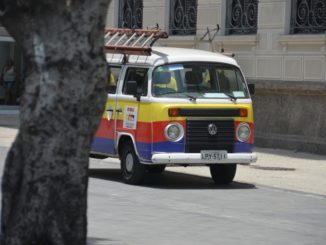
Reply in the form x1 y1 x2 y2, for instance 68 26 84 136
1 0 325 154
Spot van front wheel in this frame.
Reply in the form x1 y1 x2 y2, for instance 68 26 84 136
121 142 146 185
209 164 237 185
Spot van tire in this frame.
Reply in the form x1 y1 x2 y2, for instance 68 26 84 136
209 164 237 185
120 141 146 185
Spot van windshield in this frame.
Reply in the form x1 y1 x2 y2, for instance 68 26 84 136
152 63 249 99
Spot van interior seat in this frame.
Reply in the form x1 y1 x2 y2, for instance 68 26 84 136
185 71 203 92
218 73 231 93
153 72 175 95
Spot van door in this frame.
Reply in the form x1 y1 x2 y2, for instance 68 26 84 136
92 65 122 156
115 66 150 161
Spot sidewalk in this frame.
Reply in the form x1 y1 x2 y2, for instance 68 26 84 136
0 106 20 128
1 124 326 196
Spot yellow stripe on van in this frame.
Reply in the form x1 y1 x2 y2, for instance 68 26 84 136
108 100 254 123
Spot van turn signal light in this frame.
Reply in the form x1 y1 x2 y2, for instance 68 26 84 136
239 109 248 117
168 108 180 117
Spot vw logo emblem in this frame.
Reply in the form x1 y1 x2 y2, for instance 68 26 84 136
208 124 218 135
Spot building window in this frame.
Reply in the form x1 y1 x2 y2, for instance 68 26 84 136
290 0 326 34
169 0 198 35
225 0 258 35
118 0 143 29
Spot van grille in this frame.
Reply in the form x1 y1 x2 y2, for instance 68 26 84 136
185 119 234 153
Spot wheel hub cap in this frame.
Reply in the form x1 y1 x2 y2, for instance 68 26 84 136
126 153 134 172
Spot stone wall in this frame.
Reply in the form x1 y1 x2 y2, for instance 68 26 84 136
251 80 326 154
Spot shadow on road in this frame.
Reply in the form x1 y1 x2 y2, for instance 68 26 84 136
88 168 256 190
87 237 126 245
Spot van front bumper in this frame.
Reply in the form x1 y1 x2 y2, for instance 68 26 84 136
151 152 257 165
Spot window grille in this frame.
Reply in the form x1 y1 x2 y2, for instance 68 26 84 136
169 0 198 35
291 0 326 34
225 0 258 35
118 0 143 29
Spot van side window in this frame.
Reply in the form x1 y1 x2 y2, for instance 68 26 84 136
107 66 122 94
123 67 148 96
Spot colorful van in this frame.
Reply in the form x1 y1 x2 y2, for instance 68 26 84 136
91 47 257 184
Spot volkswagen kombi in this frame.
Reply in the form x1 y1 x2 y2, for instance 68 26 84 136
91 47 257 184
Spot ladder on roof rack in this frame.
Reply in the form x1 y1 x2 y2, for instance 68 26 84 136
104 28 168 56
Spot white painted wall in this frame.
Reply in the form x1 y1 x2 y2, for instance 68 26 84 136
1 1 324 83
104 0 326 83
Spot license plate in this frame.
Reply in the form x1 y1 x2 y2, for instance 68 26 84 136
201 151 228 161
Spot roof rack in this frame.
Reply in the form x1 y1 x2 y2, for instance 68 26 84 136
104 28 168 56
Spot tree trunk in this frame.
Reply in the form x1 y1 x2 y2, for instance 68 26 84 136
0 1 111 244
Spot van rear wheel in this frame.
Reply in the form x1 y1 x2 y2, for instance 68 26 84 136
121 141 146 185
209 164 237 185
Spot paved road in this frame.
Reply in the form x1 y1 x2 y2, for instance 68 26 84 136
86 158 326 245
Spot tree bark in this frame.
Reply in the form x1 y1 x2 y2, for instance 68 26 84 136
0 1 110 244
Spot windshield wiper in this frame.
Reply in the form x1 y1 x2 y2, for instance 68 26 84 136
224 92 237 101
156 91 197 101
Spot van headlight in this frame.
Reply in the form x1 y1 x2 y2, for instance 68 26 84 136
165 123 184 142
236 123 251 142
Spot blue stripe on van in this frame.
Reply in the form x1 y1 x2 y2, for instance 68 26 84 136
91 137 115 155
234 142 253 153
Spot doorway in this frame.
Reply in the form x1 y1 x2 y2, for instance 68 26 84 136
0 36 24 105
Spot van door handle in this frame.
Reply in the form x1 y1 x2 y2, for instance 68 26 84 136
106 108 113 121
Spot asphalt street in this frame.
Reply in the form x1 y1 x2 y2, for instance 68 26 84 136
87 157 326 245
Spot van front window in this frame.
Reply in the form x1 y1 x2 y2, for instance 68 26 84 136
152 63 249 99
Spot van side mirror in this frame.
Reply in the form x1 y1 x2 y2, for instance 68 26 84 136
248 84 255 95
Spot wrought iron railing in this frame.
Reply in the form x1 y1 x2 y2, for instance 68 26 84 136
225 0 258 35
118 0 143 29
169 0 198 35
291 0 326 34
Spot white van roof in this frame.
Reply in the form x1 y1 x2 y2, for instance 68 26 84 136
106 47 238 67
